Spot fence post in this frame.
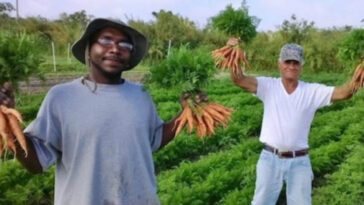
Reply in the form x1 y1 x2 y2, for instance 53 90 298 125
167 39 172 57
67 42 71 63
51 41 57 72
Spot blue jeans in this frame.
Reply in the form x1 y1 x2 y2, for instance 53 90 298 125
251 149 313 205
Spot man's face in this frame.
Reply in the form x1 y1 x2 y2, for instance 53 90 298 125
278 60 302 81
89 27 132 76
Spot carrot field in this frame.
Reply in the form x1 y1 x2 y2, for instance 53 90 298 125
1 1 364 204
0 72 363 205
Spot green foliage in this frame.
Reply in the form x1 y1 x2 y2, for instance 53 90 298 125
157 139 261 205
247 25 347 72
0 9 358 75
0 161 54 205
57 10 91 29
0 2 14 17
200 28 229 49
129 10 204 63
337 29 364 69
312 144 364 204
210 3 260 44
151 10 202 48
0 73 364 204
279 15 315 44
0 31 44 88
147 45 216 92
0 11 92 57
246 31 283 71
300 29 345 72
15 92 46 123
39 57 86 75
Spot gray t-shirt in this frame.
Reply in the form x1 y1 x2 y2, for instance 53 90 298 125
24 78 163 205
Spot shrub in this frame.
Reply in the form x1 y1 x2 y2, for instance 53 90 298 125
147 45 216 92
0 31 44 88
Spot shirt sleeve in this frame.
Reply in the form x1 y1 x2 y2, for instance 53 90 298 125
24 88 62 171
310 83 335 108
146 93 164 152
255 76 271 101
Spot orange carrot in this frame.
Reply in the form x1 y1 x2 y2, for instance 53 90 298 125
0 135 2 157
240 50 251 70
214 45 230 55
227 49 237 69
6 113 27 156
185 107 194 133
208 103 233 119
353 64 362 79
0 105 23 123
203 106 225 122
202 110 215 135
233 49 240 69
360 68 364 87
223 48 233 58
175 116 187 136
173 108 186 129
195 114 206 137
0 111 7 157
204 107 227 128
5 132 16 156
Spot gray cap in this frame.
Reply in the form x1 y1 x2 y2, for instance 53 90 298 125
279 43 304 65
72 18 148 70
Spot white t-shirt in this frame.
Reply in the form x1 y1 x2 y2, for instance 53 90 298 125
24 78 163 205
255 77 334 150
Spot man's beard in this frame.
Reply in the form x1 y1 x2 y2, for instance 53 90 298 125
90 59 128 80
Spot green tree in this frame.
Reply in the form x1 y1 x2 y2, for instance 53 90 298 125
210 1 260 44
337 29 364 69
0 2 14 18
58 10 92 29
152 10 202 49
129 10 203 62
278 15 314 44
0 2 15 30
303 29 345 72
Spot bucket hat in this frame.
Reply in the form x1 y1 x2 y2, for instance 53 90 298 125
72 18 148 70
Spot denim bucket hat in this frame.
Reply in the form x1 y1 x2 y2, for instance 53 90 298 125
72 18 148 70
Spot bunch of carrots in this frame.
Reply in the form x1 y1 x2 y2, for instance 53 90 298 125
0 105 27 158
174 93 233 138
351 61 364 92
211 37 251 76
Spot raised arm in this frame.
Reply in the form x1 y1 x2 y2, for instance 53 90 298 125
331 63 364 103
230 67 258 94
331 81 354 103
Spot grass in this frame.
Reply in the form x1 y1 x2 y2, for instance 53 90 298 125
41 56 150 77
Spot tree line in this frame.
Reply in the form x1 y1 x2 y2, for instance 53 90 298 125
0 2 363 73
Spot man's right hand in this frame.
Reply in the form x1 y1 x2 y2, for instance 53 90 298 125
229 67 258 94
0 82 15 108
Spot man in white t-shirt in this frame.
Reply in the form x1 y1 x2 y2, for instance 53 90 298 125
230 43 357 205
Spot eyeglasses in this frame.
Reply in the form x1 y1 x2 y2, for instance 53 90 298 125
97 37 133 51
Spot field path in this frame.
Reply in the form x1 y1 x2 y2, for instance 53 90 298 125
19 72 147 93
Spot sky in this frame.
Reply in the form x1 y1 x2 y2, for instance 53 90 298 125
2 0 364 31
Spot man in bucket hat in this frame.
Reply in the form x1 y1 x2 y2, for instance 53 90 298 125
0 18 191 205
230 43 359 204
